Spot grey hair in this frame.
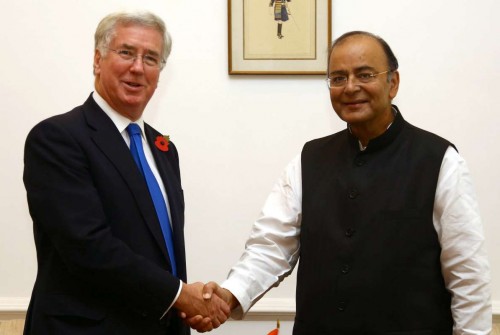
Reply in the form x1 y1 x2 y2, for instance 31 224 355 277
94 11 172 68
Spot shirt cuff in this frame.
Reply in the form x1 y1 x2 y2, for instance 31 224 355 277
160 279 182 320
221 279 251 320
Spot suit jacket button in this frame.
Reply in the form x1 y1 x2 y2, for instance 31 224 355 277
338 301 346 311
341 265 350 274
345 228 355 237
348 189 359 199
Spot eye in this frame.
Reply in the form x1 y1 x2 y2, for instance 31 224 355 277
331 76 347 85
116 49 134 59
143 54 159 66
357 72 374 81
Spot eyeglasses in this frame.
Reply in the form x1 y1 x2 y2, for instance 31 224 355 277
106 47 165 69
326 70 392 88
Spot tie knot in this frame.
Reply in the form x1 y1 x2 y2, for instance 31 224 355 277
126 123 142 137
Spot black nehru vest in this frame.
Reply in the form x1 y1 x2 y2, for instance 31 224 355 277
294 108 454 335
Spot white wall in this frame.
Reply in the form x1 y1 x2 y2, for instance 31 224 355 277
1 0 499 333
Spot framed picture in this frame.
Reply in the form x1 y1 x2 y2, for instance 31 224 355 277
228 0 332 75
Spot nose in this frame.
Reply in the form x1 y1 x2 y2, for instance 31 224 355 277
343 75 361 93
129 57 145 73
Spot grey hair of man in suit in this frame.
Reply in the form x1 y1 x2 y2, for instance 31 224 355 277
94 11 172 71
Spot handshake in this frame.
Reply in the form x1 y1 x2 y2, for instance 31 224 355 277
174 281 237 333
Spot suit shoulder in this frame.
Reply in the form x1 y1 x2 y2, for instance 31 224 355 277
26 105 87 147
29 104 86 133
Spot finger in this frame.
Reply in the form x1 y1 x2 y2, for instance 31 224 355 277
213 292 231 316
216 299 229 321
183 315 202 326
211 296 229 327
211 316 221 329
220 298 231 315
202 281 219 300
216 307 229 325
196 317 213 333
186 316 212 332
179 311 187 319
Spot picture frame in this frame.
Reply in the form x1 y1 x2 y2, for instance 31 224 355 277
228 0 332 75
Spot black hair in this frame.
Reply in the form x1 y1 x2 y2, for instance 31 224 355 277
329 31 399 72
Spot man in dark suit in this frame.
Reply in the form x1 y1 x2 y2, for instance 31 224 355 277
23 11 229 334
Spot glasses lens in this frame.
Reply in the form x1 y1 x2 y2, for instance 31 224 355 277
117 50 134 61
143 55 159 67
328 76 347 87
357 72 376 83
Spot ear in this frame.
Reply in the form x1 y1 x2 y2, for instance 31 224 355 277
389 70 400 100
93 49 102 75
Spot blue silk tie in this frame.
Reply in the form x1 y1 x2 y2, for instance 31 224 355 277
126 123 177 277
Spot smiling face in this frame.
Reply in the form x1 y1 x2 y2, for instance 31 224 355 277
328 34 399 140
94 23 163 121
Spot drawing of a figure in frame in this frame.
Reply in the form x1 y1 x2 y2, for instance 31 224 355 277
269 0 291 39
243 0 316 60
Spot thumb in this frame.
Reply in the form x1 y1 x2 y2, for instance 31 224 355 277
202 281 220 300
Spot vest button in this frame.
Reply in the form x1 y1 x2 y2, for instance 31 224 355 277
345 228 355 237
338 301 346 311
348 189 358 199
341 264 350 274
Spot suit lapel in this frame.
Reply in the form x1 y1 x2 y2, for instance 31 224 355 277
145 125 187 281
81 96 170 264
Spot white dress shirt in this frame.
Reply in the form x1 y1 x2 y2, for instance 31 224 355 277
222 147 491 335
92 92 182 315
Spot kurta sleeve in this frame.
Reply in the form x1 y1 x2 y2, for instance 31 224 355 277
222 155 302 319
433 146 491 335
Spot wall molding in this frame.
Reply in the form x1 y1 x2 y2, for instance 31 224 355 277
0 297 29 320
248 298 295 315
251 298 500 317
494 300 500 321
0 297 498 318
0 297 29 312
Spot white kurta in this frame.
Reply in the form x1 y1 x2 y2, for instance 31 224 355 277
222 147 491 335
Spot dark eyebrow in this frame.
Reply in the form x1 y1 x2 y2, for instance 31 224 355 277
354 66 377 72
329 65 376 77
329 70 348 76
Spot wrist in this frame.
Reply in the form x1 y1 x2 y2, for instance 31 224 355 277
173 282 189 309
224 289 240 310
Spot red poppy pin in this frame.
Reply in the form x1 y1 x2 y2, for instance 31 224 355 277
155 135 170 152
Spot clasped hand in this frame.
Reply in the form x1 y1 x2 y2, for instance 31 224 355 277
175 281 235 333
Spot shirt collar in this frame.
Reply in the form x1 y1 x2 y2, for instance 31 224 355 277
350 106 399 151
92 91 145 137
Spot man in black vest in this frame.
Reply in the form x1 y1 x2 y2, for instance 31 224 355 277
187 32 491 334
